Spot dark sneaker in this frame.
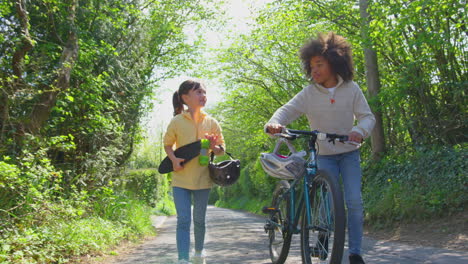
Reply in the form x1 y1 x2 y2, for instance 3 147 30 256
349 254 365 264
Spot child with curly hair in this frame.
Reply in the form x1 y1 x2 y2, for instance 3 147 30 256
265 32 375 264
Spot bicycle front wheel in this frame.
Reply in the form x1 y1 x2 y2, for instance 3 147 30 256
301 170 345 264
267 180 292 264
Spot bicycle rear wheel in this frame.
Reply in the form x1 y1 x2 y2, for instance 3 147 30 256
267 180 292 264
301 170 345 264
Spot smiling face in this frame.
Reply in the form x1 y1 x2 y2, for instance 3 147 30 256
181 87 207 110
310 56 338 88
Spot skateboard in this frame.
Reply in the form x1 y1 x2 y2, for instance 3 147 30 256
158 139 210 174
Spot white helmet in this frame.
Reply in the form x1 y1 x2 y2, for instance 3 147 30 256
259 138 306 180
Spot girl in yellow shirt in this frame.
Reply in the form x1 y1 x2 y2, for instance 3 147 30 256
163 79 225 264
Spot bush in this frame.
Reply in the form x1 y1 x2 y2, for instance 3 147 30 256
362 144 467 226
115 169 175 215
0 198 154 264
213 144 467 228
0 144 68 229
0 151 173 263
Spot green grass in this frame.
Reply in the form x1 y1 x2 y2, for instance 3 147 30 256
154 196 176 216
0 164 175 264
215 195 267 215
0 196 156 264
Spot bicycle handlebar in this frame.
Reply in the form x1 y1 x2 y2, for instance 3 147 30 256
274 128 349 143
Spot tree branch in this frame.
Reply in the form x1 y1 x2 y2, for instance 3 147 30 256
12 0 34 78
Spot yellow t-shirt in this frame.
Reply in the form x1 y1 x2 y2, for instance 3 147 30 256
163 110 225 190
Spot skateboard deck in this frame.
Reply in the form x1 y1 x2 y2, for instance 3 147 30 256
158 140 202 174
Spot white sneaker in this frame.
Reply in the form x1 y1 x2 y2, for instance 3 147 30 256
178 259 191 264
192 251 206 264
191 256 205 264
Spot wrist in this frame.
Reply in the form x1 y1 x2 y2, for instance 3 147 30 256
212 145 223 155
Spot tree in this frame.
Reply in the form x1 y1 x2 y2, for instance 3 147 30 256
359 0 385 159
0 0 219 190
367 0 467 147
202 0 466 206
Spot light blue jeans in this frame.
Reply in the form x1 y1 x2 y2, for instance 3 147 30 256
317 150 363 256
173 187 211 261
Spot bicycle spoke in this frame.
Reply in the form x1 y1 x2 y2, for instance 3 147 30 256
301 171 345 264
261 130 348 264
267 181 292 264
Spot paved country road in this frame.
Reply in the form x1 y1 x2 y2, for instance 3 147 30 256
106 206 468 264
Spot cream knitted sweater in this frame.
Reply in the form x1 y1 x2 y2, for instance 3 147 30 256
266 76 375 155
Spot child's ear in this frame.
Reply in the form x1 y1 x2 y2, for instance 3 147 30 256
181 93 188 104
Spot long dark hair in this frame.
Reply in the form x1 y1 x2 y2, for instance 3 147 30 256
299 32 354 82
172 80 203 116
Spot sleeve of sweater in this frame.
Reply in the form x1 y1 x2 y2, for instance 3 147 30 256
351 86 376 138
265 88 307 129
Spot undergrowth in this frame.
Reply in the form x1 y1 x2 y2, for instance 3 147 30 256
362 144 467 227
0 192 155 264
0 150 173 264
214 144 467 229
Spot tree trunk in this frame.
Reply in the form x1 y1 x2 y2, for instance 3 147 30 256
12 0 34 78
359 0 386 160
26 0 79 134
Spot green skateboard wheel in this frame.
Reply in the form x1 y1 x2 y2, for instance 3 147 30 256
199 155 209 166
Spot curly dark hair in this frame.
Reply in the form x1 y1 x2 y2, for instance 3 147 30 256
299 32 354 81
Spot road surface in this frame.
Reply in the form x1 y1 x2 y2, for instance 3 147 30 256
106 206 468 264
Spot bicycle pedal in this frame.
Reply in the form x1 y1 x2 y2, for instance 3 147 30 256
262 206 278 214
264 222 275 232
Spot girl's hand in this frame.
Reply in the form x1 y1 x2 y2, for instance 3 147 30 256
204 133 219 150
205 133 224 155
265 123 284 134
171 157 185 171
348 131 363 143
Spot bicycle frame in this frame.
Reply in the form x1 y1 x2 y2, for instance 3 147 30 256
264 128 347 264
275 133 319 235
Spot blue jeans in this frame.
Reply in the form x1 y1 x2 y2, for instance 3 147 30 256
173 187 211 261
317 150 363 256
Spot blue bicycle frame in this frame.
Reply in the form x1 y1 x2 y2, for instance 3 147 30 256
264 128 347 264
286 132 319 234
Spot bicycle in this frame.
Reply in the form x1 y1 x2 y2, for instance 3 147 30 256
260 128 348 264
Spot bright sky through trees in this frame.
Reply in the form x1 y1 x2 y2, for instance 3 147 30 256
146 0 272 138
